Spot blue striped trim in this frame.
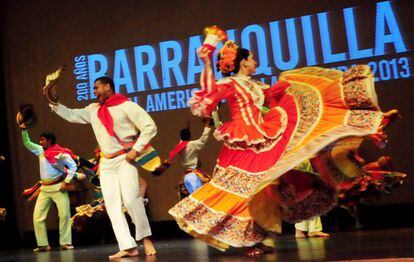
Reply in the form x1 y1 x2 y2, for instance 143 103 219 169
136 150 159 166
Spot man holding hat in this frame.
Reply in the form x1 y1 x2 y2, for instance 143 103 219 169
18 106 80 252
49 76 157 259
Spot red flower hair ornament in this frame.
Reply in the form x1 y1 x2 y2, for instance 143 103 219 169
217 41 239 75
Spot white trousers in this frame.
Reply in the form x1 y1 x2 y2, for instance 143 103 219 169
295 216 323 233
100 155 152 250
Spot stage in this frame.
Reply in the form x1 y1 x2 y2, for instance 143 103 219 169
1 227 413 261
0 0 414 261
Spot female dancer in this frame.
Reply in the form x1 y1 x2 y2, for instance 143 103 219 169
169 38 391 256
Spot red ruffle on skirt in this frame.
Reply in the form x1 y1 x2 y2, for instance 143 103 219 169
214 105 289 146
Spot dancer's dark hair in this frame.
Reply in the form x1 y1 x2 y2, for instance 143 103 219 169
95 76 115 92
40 132 56 145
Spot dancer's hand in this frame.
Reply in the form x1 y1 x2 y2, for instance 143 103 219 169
197 46 212 65
49 103 58 112
16 112 27 129
126 149 139 163
151 161 171 176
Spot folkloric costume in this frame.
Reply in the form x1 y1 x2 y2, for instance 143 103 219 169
168 126 212 195
52 93 157 251
169 28 394 251
295 217 324 235
312 136 406 209
293 160 325 236
22 130 78 248
71 147 150 233
71 175 149 237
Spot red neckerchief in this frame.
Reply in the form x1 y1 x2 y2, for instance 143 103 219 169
97 94 129 137
168 141 190 162
44 144 77 164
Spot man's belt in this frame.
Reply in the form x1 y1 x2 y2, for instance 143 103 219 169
22 176 65 201
102 148 131 159
40 175 65 185
101 143 161 172
101 139 136 159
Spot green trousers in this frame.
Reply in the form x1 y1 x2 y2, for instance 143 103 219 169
33 183 71 246
294 160 323 233
295 217 323 233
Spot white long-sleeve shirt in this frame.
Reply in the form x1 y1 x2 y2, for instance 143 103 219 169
179 127 211 169
52 101 157 155
22 130 77 183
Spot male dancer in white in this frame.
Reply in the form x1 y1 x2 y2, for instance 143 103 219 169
50 76 156 259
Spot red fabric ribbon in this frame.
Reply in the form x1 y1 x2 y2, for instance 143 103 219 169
44 144 77 164
97 94 129 137
168 141 190 162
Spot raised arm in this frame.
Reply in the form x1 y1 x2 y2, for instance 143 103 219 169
189 47 231 117
189 126 212 152
51 103 91 124
123 101 157 154
21 130 43 156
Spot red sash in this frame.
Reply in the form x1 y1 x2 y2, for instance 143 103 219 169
44 144 77 164
97 94 129 137
168 141 190 162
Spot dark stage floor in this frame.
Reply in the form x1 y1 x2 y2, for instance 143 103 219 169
1 228 414 261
